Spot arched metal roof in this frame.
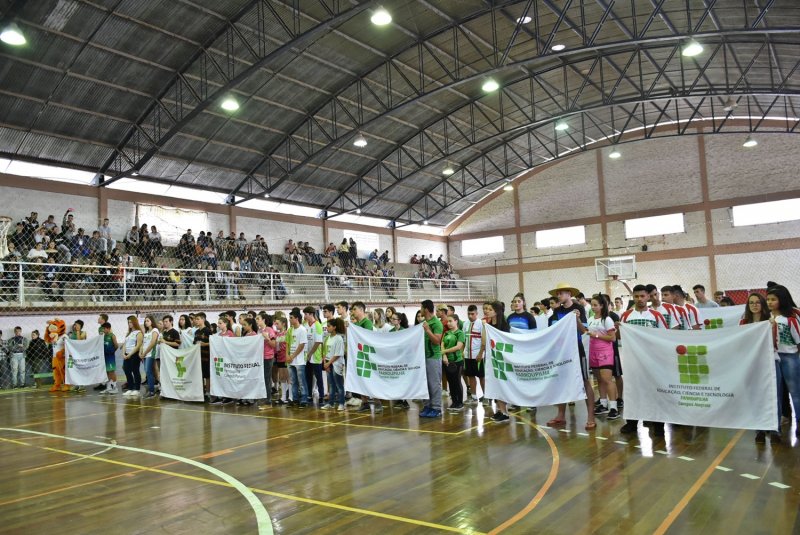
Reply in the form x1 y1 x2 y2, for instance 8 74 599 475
0 0 798 226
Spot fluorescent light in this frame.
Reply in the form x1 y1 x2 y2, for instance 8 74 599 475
131 171 139 177
517 16 532 24
503 184 514 191
551 44 566 52
264 193 270 198
682 40 703 57
423 220 429 225
356 208 362 214
353 134 368 148
220 97 239 111
554 121 569 131
0 23 26 46
608 149 621 159
482 79 499 92
742 136 758 148
442 167 454 176
371 8 392 26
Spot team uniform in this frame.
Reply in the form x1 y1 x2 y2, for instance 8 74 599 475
773 314 800 433
463 319 485 378
655 303 681 329
674 302 700 330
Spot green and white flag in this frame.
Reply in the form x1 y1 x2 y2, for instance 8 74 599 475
65 336 107 386
345 324 427 400
209 335 267 400
484 318 586 406
160 344 204 402
620 321 776 430
697 304 746 329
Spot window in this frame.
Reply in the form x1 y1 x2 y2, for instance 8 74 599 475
536 226 585 248
624 213 685 239
732 198 800 227
461 236 505 256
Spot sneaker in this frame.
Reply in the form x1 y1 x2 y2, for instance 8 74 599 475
346 397 362 407
298 402 308 409
594 405 609 415
419 407 432 418
448 404 464 412
594 399 603 408
769 431 782 443
143 391 156 399
373 404 383 413
442 390 449 397
357 404 371 413
106 385 118 394
210 398 224 405
755 431 766 443
620 421 638 434
491 411 510 423
616 398 624 409
480 397 489 405
607 408 620 420
94 383 107 391
222 398 235 405
466 397 478 405
427 409 442 418
336 404 345 411
320 403 332 410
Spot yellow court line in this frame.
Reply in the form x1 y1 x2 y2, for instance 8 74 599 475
0 436 484 534
92 400 464 436
653 429 745 535
14 410 124 428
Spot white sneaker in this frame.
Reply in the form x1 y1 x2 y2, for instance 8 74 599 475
336 404 345 411
346 397 362 407
106 385 118 394
442 390 450 397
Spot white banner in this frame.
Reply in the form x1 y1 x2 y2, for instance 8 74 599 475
620 321 776 430
65 336 107 386
180 330 195 349
209 335 267 399
484 318 586 406
159 344 204 402
697 304 746 329
344 324 427 400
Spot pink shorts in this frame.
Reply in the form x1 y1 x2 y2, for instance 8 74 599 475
589 348 615 369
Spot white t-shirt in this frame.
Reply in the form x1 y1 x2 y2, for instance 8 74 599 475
142 328 159 358
588 316 616 336
124 331 140 354
374 323 392 333
464 320 484 359
620 308 668 329
774 315 800 354
305 321 324 364
655 304 681 329
288 324 308 366
675 303 700 330
325 334 345 375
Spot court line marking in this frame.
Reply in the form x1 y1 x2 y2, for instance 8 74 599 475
0 429 273 535
769 482 791 489
740 473 761 480
486 413 560 535
13 410 122 428
653 429 744 535
92 400 465 436
677 456 694 462
715 466 733 472
0 432 481 535
19 440 117 473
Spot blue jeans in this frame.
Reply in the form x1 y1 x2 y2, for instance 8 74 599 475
289 365 308 404
306 363 324 401
145 357 156 394
778 352 800 424
327 368 345 405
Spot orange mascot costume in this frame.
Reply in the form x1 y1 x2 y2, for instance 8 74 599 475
46 319 69 392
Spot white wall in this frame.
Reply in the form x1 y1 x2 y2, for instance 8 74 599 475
396 235 446 263
0 185 98 231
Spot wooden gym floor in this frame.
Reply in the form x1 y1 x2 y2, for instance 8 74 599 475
1 389 798 534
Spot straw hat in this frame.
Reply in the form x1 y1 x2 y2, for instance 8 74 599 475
549 282 580 297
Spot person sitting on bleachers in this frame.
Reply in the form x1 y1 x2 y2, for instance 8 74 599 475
124 225 139 255
324 242 337 260
380 250 390 267
27 242 48 261
410 253 420 264
97 218 115 253
368 249 379 264
148 226 164 257
71 228 91 258
88 231 104 260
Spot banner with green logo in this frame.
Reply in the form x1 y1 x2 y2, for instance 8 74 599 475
209 335 267 400
697 304 746 330
620 321 776 429
160 344 204 402
345 324 427 400
484 317 586 406
65 336 107 385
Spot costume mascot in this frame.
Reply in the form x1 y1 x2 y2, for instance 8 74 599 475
47 318 69 392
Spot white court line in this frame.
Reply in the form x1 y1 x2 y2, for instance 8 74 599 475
769 482 791 489
558 429 570 433
677 456 694 461
716 466 733 472
0 428 273 534
576 432 589 437
655 450 668 455
596 436 608 440
740 473 761 480
19 441 116 473
614 440 628 445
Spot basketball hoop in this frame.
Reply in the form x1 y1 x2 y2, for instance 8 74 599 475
0 216 12 258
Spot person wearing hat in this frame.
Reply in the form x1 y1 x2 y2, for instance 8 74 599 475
547 282 596 430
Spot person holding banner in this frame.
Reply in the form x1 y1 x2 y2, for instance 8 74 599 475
121 316 144 397
273 316 291 405
767 285 800 438
322 318 346 411
547 283 595 430
256 312 277 409
351 302 380 413
648 285 682 330
672 285 701 331
619 285 669 436
192 313 211 401
463 305 486 405
287 308 309 408
485 300 511 423
99 322 119 395
442 316 466 412
420 299 444 418
581 296 620 420
741 292 782 443
141 316 160 399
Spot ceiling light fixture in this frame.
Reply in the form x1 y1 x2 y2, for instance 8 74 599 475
551 44 566 52
131 171 139 176
742 136 758 148
554 121 569 131
608 149 622 159
356 208 362 214
482 79 499 92
0 22 26 46
423 220 429 225
681 40 703 57
264 193 270 198
220 97 239 111
517 16 532 24
353 133 368 148
503 183 514 191
442 166 454 176
370 8 392 26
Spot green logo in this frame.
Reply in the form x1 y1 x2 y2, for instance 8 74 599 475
175 357 186 378
67 355 74 368
356 343 377 378
213 357 224 376
676 345 710 384
703 318 723 329
490 340 514 380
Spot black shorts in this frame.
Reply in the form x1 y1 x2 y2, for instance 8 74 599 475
201 358 210 379
592 365 615 371
612 348 623 377
578 344 589 381
275 361 287 369
464 359 484 378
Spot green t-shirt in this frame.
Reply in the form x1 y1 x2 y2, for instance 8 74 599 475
442 329 465 363
424 316 443 359
354 317 373 330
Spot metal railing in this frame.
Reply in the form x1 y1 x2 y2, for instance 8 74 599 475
0 261 495 310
